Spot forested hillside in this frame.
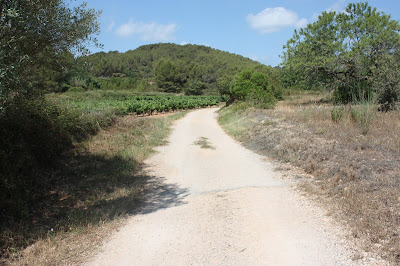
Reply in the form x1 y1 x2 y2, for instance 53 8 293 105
82 43 274 94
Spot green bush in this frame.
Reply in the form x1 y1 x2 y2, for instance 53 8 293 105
230 69 276 108
246 88 276 109
377 87 399 111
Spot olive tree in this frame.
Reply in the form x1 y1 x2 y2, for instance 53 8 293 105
0 0 101 105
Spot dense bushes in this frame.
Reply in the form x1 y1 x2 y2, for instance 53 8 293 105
229 70 278 108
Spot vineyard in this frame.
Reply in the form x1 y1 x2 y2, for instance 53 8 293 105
52 93 227 116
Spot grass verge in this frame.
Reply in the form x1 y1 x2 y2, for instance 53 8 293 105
1 111 187 265
218 97 400 264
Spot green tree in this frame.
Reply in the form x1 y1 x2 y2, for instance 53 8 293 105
38 51 79 92
184 80 206 95
0 0 101 105
250 72 269 90
282 2 400 104
217 76 232 96
154 59 183 93
230 70 254 100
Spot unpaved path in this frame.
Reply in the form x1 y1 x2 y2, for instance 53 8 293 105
87 108 361 265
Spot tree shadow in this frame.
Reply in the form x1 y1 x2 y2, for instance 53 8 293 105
0 151 188 257
136 175 189 215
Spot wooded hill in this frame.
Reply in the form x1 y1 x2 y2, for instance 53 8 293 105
83 43 274 94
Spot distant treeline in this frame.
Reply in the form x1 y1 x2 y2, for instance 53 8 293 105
47 43 282 95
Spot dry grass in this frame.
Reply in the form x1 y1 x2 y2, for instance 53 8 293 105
1 112 187 265
218 95 400 264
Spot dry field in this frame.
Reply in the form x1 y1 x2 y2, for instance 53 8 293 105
218 95 400 263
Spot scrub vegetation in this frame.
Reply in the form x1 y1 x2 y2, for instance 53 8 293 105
219 93 400 263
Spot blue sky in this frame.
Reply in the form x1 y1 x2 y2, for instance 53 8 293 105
80 0 400 66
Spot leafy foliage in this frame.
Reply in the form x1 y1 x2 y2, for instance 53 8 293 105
282 2 400 106
0 0 101 103
371 53 400 111
230 70 277 108
184 79 206 95
155 59 184 92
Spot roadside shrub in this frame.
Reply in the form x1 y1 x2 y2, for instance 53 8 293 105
230 69 277 108
58 106 117 141
246 88 276 109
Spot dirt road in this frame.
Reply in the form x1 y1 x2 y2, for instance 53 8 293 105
87 108 359 265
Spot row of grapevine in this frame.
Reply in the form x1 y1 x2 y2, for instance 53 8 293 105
57 95 227 116
125 96 224 115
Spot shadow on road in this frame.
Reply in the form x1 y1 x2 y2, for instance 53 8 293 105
138 175 189 215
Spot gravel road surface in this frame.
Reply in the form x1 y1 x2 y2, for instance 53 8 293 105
87 108 362 265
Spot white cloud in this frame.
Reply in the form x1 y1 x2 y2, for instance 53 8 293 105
180 41 189 45
249 55 259 61
327 0 347 12
246 7 308 34
312 12 321 21
115 19 178 41
106 21 115 32
200 43 211 47
312 0 348 21
248 55 274 65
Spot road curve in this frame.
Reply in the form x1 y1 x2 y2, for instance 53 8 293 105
87 108 357 265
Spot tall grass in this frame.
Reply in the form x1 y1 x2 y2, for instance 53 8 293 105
350 93 377 135
330 106 346 123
